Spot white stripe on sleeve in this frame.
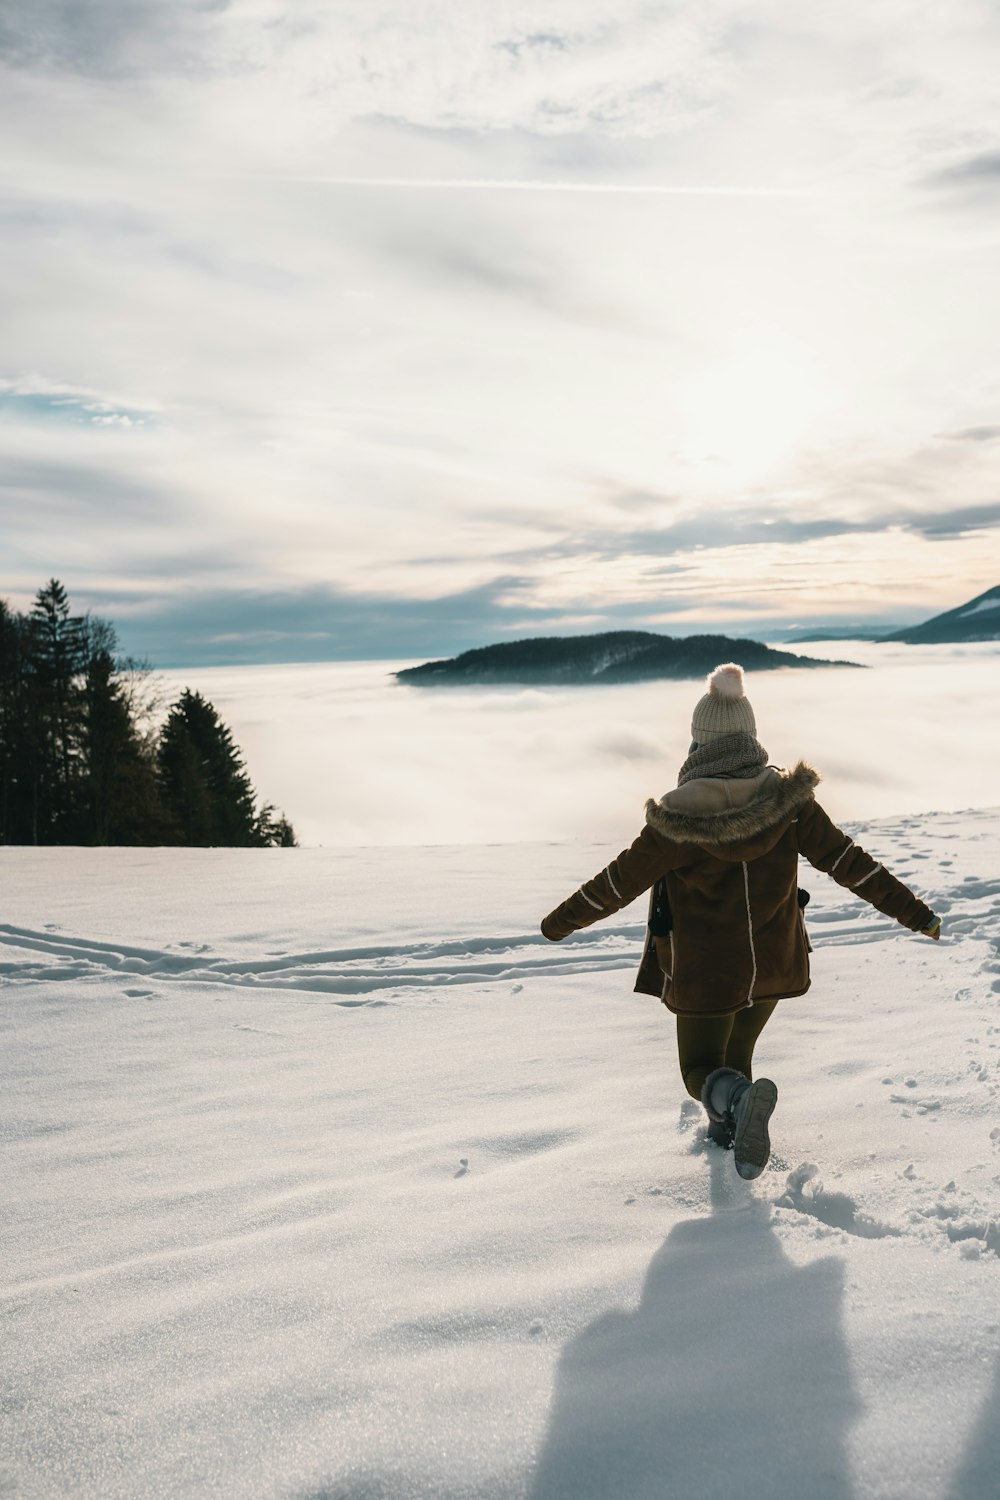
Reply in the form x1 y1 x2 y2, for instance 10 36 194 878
830 840 854 874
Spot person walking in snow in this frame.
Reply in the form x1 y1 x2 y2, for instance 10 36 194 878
539 663 941 1181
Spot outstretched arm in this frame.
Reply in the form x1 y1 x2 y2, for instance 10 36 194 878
541 824 673 941
797 798 938 935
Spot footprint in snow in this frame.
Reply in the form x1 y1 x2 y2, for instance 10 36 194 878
467 1129 576 1158
890 1091 942 1115
915 1192 1000 1258
778 1163 900 1240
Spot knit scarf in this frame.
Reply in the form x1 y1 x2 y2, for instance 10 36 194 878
677 732 769 787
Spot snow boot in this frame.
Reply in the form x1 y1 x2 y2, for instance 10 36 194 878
706 1116 734 1150
702 1067 778 1180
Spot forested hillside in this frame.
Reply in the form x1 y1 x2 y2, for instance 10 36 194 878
397 630 853 686
880 584 1000 643
0 580 295 847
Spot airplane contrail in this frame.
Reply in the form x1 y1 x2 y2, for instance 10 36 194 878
222 174 809 198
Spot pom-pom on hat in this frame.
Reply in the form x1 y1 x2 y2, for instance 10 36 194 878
690 663 757 743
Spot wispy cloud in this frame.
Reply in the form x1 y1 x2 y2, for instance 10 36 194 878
917 503 1000 537
78 578 575 667
0 376 156 428
923 149 1000 192
936 425 1000 443
3 2 1000 661
0 0 229 77
495 32 570 61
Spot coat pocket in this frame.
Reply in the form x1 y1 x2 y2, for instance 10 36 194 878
797 886 812 953
648 875 672 936
798 908 813 953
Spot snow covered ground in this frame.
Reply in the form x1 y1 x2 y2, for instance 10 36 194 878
3 805 999 1498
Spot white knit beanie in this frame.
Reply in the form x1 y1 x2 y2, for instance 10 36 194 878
690 663 756 743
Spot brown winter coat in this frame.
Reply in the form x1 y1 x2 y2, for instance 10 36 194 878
540 762 934 1016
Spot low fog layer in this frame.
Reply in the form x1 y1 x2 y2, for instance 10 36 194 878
165 642 998 847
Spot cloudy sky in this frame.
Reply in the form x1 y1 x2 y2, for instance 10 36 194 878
3 1 1000 664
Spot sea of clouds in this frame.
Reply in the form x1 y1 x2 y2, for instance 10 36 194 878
163 641 998 847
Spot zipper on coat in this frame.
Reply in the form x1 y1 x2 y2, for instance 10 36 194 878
741 860 758 1007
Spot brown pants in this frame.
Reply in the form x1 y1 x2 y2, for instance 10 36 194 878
676 1000 779 1103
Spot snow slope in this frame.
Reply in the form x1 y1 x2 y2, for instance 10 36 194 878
3 808 1000 1499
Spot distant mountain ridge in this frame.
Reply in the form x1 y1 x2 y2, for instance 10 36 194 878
882 585 1000 643
396 631 857 687
784 626 898 643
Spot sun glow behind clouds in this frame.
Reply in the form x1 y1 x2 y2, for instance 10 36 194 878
4 1 1000 652
681 339 829 484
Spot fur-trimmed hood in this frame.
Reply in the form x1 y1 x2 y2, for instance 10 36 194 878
645 760 820 856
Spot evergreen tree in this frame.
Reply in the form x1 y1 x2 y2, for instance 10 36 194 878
0 599 30 843
0 581 296 848
25 579 89 839
81 645 164 844
157 690 262 847
254 804 299 848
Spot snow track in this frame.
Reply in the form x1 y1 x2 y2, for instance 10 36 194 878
1 844 998 998
0 921 643 996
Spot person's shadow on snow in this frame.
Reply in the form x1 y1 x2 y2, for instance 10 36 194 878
947 1349 1000 1500
528 1149 862 1500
